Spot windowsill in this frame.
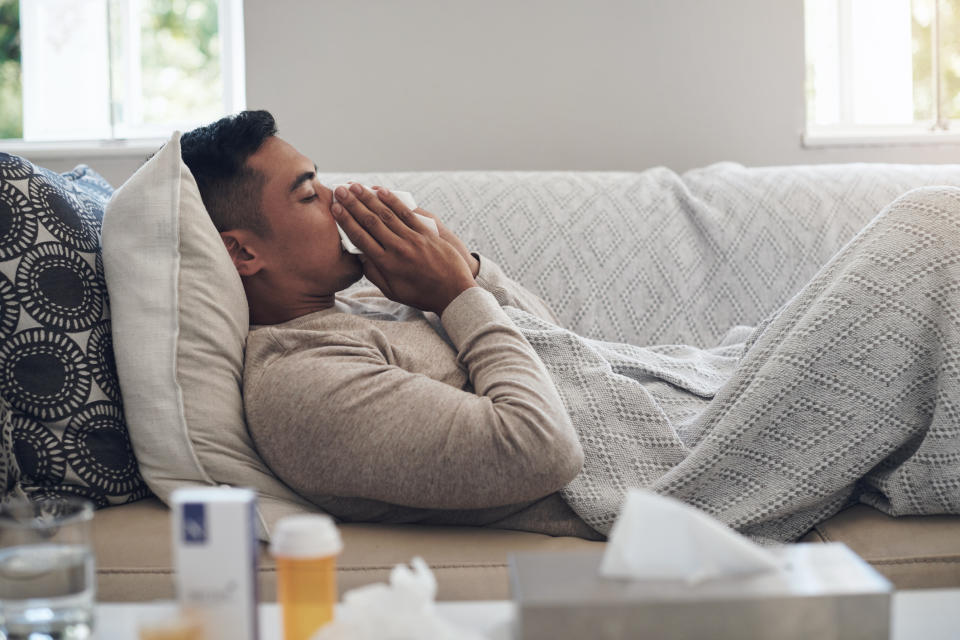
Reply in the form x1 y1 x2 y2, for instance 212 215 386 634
803 128 960 148
0 138 167 160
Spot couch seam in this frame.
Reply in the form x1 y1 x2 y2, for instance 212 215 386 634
868 556 960 566
100 560 960 573
98 569 173 575
98 562 510 576
813 525 833 543
344 563 507 572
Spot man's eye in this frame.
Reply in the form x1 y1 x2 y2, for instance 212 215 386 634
300 194 318 203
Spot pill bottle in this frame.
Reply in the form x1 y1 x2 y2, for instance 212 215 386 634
270 514 343 640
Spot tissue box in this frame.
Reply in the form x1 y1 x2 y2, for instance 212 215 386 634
510 543 892 640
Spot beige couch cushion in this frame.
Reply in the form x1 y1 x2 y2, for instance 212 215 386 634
799 505 960 588
93 499 603 602
96 500 960 601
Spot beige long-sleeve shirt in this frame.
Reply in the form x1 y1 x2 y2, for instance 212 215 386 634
244 256 602 539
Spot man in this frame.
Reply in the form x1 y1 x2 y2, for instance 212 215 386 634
182 110 960 543
181 109 602 538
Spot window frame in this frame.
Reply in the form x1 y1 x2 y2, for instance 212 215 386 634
0 0 245 155
803 0 960 148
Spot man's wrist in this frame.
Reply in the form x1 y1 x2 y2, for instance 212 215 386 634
436 282 479 316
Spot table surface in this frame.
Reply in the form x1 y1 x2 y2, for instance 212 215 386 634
96 589 960 639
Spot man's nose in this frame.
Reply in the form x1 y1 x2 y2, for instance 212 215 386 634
318 182 333 203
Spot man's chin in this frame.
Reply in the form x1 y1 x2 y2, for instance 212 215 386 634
347 252 363 272
337 262 364 290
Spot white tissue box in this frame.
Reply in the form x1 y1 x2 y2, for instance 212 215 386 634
510 544 892 640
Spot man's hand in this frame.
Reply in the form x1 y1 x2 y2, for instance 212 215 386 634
412 209 481 277
367 184 480 277
332 184 477 315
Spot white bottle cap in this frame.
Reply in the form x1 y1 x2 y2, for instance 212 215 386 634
270 514 343 558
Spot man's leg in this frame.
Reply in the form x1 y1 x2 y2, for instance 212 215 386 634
651 187 960 542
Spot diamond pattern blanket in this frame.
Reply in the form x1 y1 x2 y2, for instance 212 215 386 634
505 186 960 542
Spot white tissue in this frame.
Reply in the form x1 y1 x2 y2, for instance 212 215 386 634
311 557 484 640
599 489 786 584
332 184 438 255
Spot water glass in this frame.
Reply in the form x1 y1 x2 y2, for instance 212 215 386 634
0 497 95 640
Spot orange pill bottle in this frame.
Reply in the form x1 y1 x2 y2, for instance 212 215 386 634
270 515 343 640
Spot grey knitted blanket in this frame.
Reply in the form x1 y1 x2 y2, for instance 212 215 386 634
506 187 960 542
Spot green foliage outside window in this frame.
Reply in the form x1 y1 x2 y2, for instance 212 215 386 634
137 0 221 126
0 0 21 139
912 0 960 121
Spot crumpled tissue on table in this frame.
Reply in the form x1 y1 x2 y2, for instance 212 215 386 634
310 556 485 640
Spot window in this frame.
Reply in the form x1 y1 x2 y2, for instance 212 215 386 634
0 0 244 143
804 0 960 144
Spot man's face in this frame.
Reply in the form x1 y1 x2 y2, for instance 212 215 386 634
245 136 363 296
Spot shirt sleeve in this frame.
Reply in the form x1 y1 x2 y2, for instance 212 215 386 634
473 253 562 325
244 287 583 511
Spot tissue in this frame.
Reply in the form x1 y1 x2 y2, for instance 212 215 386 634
331 184 438 255
311 557 483 640
598 489 785 583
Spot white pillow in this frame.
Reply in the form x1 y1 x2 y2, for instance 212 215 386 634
102 131 316 540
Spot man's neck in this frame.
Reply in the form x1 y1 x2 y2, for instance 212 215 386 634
244 279 337 326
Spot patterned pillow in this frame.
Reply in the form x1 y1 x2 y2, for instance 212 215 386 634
0 153 150 507
0 394 26 503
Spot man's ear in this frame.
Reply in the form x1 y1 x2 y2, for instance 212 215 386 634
220 230 264 277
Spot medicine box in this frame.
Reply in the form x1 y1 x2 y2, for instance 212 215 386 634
509 543 892 640
171 487 259 640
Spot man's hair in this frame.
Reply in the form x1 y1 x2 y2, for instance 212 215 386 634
180 110 278 236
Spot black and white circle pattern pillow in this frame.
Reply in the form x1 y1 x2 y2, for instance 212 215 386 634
0 153 150 507
0 394 27 503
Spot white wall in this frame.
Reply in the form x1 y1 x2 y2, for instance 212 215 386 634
27 0 960 185
243 0 958 173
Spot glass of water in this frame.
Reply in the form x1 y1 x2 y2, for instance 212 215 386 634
0 497 95 640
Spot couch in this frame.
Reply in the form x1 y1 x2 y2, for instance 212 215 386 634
3 153 960 602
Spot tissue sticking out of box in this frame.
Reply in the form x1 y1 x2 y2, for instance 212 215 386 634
598 489 786 584
311 556 484 640
331 184 438 255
